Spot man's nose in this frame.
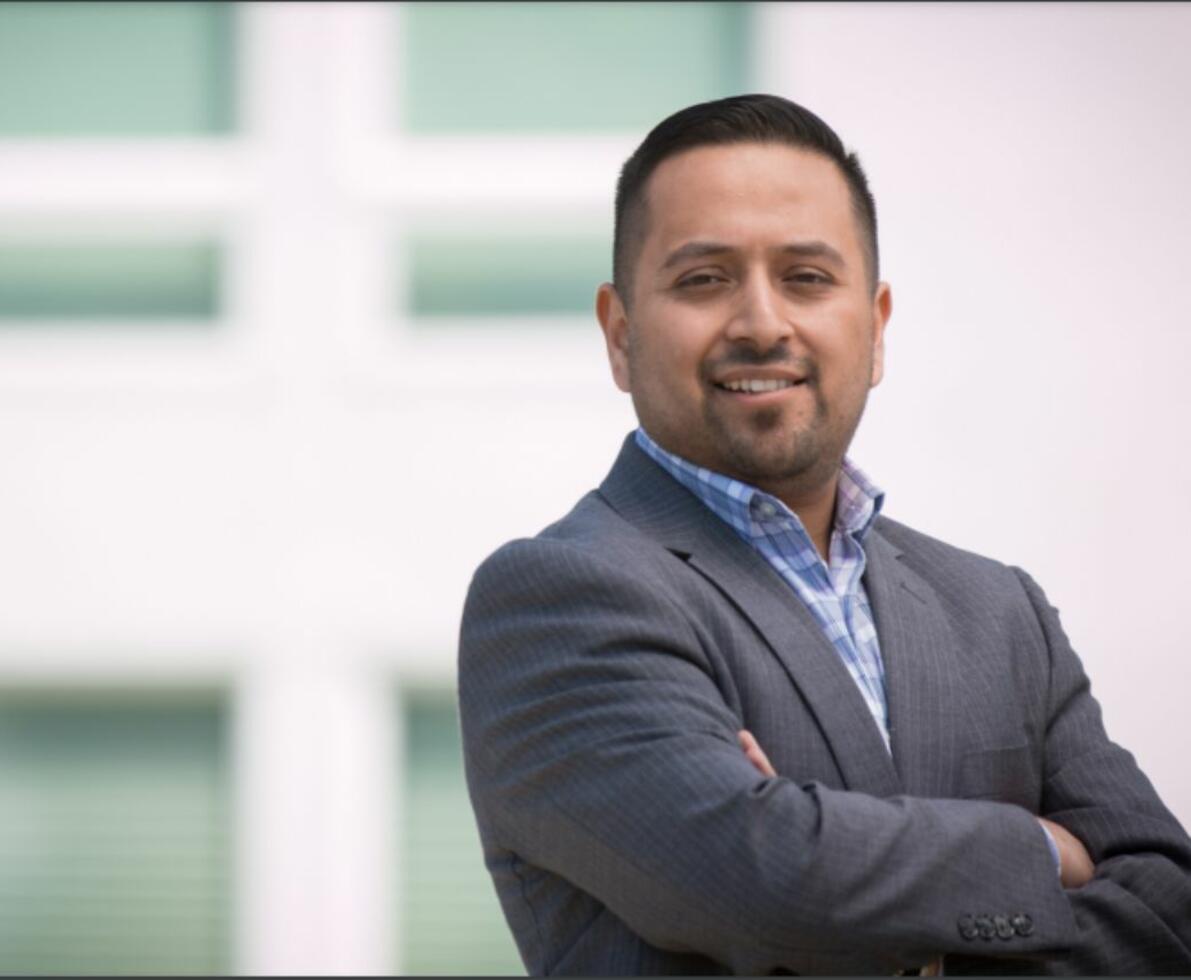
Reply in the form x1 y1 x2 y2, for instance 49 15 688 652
723 275 794 350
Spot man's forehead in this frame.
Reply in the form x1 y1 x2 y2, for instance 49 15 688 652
647 141 848 202
640 143 859 254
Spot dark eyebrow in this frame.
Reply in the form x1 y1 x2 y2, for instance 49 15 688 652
777 240 846 267
659 241 734 270
659 239 847 271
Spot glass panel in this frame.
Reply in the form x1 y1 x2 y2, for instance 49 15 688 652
407 234 607 318
400 689 523 975
0 2 236 136
0 243 221 321
400 2 749 132
0 692 232 975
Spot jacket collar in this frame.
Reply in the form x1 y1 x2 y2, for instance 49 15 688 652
597 433 959 798
598 434 902 797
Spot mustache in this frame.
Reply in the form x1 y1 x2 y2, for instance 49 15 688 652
701 349 819 384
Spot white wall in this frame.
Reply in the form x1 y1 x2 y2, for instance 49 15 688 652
763 2 1191 825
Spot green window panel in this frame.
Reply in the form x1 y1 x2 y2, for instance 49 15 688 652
0 692 232 975
0 2 236 136
400 2 750 132
407 234 608 318
401 689 523 975
0 242 220 320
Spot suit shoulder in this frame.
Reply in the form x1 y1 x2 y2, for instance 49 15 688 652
465 489 677 613
873 515 1028 597
459 492 706 678
473 490 662 580
874 517 1066 692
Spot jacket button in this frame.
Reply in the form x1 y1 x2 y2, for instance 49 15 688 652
975 915 996 940
1011 913 1034 937
957 914 979 940
994 915 1014 940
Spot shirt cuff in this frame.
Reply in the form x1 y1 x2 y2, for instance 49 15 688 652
1040 823 1062 877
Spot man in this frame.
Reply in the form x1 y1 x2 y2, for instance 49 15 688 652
457 95 1191 975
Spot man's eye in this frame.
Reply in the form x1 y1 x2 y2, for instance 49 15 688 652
787 270 831 286
677 273 724 288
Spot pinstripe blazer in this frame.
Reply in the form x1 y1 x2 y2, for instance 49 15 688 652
458 435 1191 975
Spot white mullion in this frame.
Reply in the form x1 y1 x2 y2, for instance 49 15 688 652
353 135 635 208
0 142 248 214
318 658 398 974
233 3 395 973
318 1 403 372
233 650 335 975
314 7 428 973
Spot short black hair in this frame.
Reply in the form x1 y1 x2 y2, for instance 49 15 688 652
612 93 879 301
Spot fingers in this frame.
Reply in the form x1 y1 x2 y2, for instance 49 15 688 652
1037 817 1095 889
738 729 777 778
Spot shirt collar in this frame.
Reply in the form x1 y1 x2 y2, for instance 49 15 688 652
633 427 884 544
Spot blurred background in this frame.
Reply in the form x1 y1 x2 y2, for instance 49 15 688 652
0 1 1188 974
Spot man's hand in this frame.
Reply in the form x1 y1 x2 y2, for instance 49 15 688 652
738 729 777 778
1038 816 1095 889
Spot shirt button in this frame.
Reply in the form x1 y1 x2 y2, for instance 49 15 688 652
756 501 777 518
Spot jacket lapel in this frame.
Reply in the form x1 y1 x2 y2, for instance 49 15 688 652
598 436 902 799
863 524 966 797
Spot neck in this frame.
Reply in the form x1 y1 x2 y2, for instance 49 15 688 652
772 476 838 562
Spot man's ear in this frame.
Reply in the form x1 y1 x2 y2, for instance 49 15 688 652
596 282 632 393
869 281 892 388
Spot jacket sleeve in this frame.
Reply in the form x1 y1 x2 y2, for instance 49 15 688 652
458 537 1080 975
1010 567 1191 975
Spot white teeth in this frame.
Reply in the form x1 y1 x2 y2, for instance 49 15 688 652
721 378 797 393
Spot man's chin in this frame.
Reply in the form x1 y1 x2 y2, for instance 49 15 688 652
719 434 821 488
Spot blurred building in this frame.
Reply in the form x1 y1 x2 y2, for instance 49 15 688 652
2 2 1189 975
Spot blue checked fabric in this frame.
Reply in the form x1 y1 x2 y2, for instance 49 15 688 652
634 427 892 750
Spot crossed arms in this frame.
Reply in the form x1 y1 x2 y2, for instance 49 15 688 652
738 728 1092 974
459 536 1191 974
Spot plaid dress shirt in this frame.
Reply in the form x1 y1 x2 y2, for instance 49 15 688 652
634 427 891 749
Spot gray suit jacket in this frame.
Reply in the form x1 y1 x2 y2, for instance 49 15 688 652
458 435 1191 975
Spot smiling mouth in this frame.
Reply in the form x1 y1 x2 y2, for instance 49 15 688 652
714 378 805 394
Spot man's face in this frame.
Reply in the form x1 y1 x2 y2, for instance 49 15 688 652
597 141 891 501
